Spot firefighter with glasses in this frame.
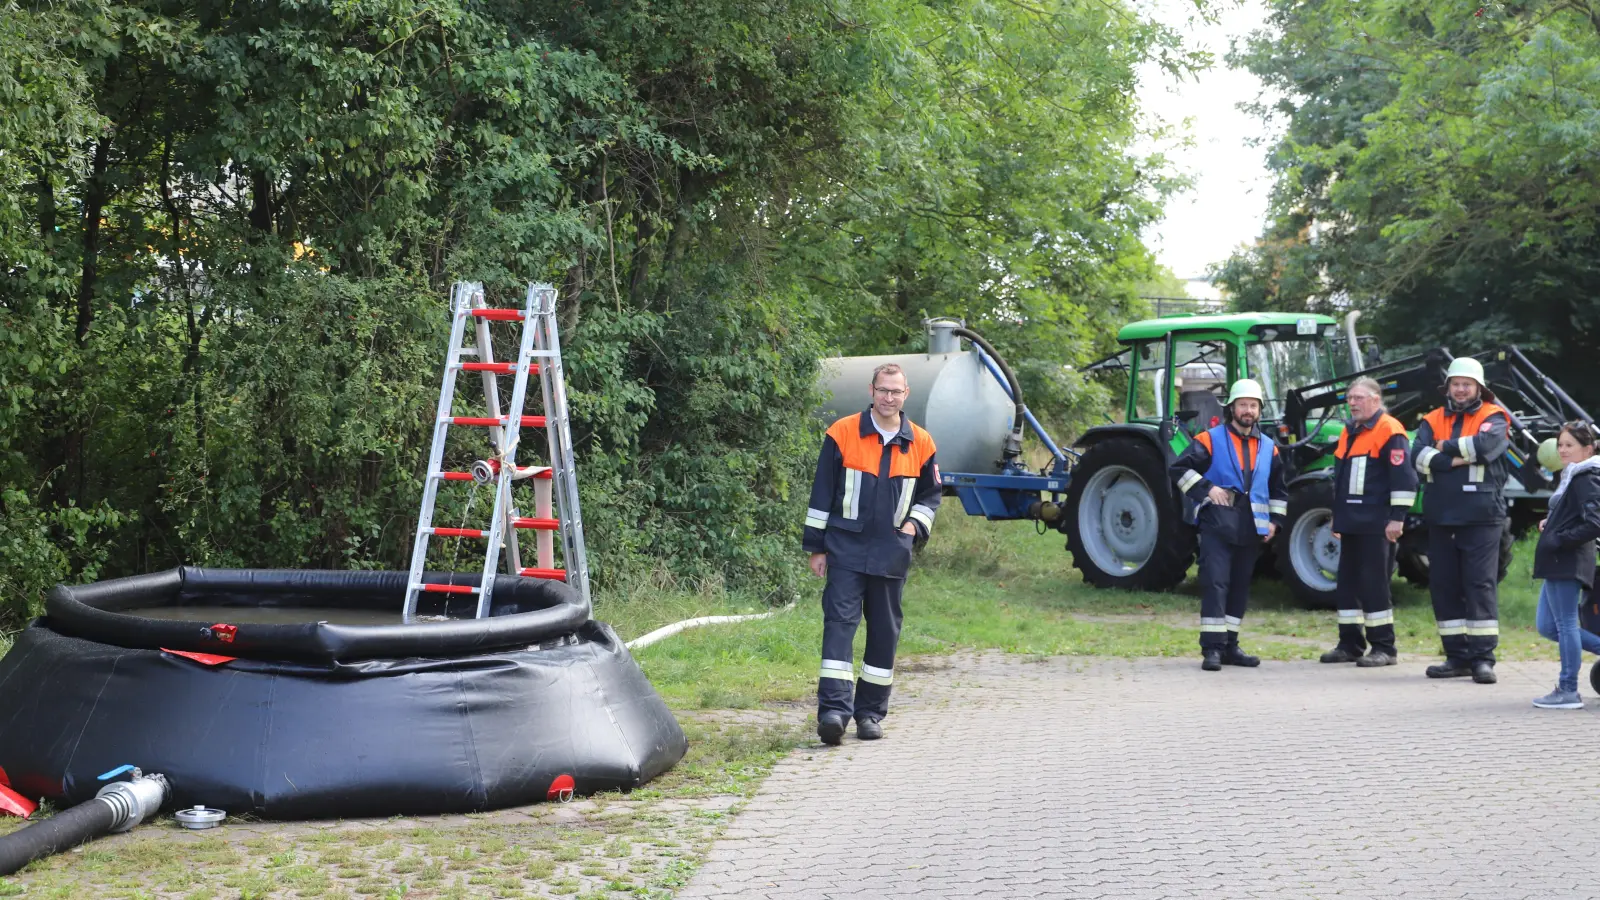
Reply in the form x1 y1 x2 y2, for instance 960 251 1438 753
803 363 941 745
1319 377 1416 667
1411 357 1512 684
1171 379 1287 671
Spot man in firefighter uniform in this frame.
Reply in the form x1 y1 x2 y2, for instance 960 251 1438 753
1411 357 1512 684
1318 377 1417 667
1170 379 1287 671
803 363 941 745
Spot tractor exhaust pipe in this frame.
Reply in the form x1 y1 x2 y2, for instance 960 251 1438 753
1344 311 1363 372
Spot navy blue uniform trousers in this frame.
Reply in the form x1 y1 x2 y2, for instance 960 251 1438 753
1429 524 1502 663
817 566 903 722
1198 529 1259 650
1334 532 1397 655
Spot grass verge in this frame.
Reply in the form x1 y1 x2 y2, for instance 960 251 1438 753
615 512 1562 715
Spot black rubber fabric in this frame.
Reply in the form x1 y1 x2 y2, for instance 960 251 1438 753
46 567 589 664
0 797 116 876
0 620 686 818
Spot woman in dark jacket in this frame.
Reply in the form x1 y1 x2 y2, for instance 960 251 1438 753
1532 422 1600 709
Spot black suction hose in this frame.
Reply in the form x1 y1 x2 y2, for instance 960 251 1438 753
0 797 119 876
0 769 169 877
950 327 1026 460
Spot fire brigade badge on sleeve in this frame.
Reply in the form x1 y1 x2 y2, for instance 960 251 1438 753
1390 449 1406 466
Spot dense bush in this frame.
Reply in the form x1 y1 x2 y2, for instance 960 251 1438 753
0 0 1183 624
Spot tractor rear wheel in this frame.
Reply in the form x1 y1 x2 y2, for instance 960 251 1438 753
1064 438 1194 591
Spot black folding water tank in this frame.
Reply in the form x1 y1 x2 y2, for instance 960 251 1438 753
0 568 686 819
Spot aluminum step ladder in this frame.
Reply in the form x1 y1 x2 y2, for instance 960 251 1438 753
403 281 591 622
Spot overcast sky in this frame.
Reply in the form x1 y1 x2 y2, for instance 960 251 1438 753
1135 0 1279 286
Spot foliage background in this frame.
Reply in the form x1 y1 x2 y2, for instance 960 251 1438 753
0 0 1191 623
1216 0 1600 393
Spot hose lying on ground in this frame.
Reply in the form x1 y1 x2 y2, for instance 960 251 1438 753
0 769 167 877
0 797 119 876
626 604 796 651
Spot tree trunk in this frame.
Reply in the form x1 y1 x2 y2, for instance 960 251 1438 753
75 136 111 342
34 167 55 243
250 168 274 233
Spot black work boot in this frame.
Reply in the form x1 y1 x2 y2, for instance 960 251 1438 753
1320 646 1364 664
1221 646 1260 667
1201 649 1223 671
817 711 847 746
1426 659 1474 679
855 717 883 741
1472 660 1497 684
1356 649 1397 667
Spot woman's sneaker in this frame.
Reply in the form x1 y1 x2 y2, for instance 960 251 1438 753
1532 688 1584 710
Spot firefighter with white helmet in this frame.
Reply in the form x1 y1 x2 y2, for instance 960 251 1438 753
1411 355 1512 684
1171 378 1288 671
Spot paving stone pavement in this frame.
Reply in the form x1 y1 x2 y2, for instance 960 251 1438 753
679 653 1600 899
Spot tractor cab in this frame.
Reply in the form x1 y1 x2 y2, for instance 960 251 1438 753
1065 313 1345 595
1093 312 1344 448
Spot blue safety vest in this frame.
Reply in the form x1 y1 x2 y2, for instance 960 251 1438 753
1202 424 1274 536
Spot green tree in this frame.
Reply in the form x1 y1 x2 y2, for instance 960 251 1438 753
0 0 1189 624
1218 0 1600 403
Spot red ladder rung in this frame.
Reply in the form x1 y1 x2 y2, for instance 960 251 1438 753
447 416 548 428
459 362 541 375
431 527 486 538
421 583 478 594
468 308 525 321
511 517 560 531
439 471 475 481
519 567 568 581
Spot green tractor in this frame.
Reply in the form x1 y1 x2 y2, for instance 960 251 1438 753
1063 312 1581 607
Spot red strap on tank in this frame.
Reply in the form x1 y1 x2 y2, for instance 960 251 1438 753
0 781 36 818
519 567 567 581
162 648 239 666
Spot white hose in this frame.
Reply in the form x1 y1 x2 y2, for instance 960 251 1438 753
625 603 796 651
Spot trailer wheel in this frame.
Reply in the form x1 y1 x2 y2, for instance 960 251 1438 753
1064 438 1194 591
1278 480 1340 609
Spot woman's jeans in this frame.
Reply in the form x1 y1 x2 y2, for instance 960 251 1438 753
1535 579 1600 692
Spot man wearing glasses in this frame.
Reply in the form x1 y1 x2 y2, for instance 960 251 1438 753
1319 377 1416 667
803 363 941 745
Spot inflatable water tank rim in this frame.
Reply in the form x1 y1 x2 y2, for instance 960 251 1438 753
44 567 591 665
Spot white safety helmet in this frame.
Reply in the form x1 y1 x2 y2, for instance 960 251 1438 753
1444 356 1487 388
1225 379 1266 407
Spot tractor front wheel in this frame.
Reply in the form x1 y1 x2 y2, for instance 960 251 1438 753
1278 480 1340 609
1064 438 1194 591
